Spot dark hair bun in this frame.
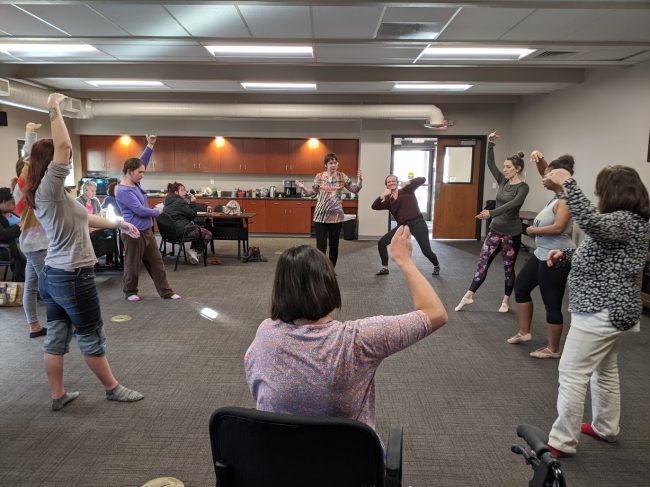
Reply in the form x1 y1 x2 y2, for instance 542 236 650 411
517 151 525 158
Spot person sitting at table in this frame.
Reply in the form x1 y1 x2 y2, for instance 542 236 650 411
77 180 116 266
0 187 26 281
163 181 212 265
76 180 101 215
101 182 121 216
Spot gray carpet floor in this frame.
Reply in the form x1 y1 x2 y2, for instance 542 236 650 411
1 236 649 487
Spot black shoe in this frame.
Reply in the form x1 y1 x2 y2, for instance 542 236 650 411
376 268 389 275
432 266 440 276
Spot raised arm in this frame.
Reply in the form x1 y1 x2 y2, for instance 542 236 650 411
531 150 548 178
47 93 72 165
401 177 425 194
344 169 363 194
371 189 392 210
390 226 448 329
486 131 504 184
139 134 156 167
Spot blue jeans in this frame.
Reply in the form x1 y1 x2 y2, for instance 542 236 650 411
23 249 47 325
39 266 106 356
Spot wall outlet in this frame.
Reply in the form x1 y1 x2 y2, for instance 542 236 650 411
210 179 215 185
492 182 498 189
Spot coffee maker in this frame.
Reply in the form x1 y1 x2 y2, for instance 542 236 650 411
283 179 298 197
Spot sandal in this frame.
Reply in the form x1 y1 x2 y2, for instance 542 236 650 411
530 347 561 359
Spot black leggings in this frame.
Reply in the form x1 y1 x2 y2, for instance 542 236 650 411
514 254 570 324
314 222 343 267
378 217 439 267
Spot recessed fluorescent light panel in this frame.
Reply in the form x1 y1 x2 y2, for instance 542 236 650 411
241 82 317 91
85 80 165 88
394 83 472 92
206 45 313 58
420 47 535 61
0 43 98 57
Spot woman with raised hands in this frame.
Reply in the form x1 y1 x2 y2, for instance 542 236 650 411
24 93 144 411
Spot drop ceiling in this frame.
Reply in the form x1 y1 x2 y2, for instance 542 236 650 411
0 0 649 104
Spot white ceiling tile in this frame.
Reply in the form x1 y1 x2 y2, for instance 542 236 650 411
0 5 68 36
313 6 385 39
437 7 534 41
20 5 129 36
566 10 650 42
91 4 189 36
239 6 311 39
383 6 458 24
500 10 605 42
165 5 250 38
315 45 422 64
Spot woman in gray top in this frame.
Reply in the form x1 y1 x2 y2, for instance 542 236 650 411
24 93 144 411
455 131 529 313
508 153 576 359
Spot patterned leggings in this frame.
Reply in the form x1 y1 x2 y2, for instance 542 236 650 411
469 230 522 295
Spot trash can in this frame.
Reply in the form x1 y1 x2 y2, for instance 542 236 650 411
342 214 358 240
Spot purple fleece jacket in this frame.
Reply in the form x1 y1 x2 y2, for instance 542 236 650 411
115 146 158 231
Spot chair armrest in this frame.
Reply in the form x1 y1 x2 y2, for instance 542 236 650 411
385 424 403 487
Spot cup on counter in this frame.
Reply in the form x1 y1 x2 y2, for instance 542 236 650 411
216 190 222 197
206 206 212 213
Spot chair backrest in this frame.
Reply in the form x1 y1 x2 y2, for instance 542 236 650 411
0 243 12 265
156 213 179 241
209 407 386 487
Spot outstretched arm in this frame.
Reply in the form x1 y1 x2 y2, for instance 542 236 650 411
47 93 72 166
531 150 548 177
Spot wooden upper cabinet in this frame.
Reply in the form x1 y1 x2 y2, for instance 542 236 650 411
81 136 107 172
106 136 145 174
220 138 244 173
173 137 198 172
334 139 359 176
265 139 289 174
288 139 313 175
242 138 266 174
147 137 175 172
311 139 334 174
196 137 221 172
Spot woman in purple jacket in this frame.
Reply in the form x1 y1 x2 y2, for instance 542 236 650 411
116 135 180 302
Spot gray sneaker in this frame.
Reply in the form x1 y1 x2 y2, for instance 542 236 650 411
432 266 440 276
187 248 199 265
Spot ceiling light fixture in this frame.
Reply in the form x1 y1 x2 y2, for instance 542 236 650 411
0 99 48 114
206 45 313 58
394 83 472 92
0 43 98 56
241 82 317 91
420 47 535 61
85 80 165 87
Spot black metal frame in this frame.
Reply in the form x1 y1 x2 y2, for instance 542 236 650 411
156 214 207 271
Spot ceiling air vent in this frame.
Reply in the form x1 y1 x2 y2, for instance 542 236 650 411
0 78 9 96
377 22 441 40
534 51 578 60
63 97 83 113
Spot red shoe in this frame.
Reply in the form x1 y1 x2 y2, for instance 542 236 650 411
581 423 616 443
547 444 570 458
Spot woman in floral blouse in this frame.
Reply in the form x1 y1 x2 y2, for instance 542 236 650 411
295 152 362 267
544 165 650 458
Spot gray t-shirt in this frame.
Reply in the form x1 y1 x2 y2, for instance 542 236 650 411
35 163 97 270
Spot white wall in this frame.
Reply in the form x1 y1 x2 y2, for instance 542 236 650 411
0 105 51 185
512 60 650 212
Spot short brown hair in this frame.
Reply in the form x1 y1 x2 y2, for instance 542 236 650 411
271 245 341 322
122 157 144 174
595 165 650 219
324 152 338 165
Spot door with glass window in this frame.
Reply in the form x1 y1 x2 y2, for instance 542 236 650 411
432 138 483 239
392 149 433 220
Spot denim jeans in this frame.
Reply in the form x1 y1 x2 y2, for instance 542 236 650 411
39 266 106 356
22 249 47 325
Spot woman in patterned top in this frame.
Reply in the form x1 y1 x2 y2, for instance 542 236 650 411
543 166 650 458
245 226 447 429
295 152 362 267
455 131 529 313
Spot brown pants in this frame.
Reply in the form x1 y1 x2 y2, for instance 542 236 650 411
121 228 174 298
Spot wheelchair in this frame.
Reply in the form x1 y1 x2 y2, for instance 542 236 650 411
512 424 566 487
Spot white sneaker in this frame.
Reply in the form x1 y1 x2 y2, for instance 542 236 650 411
187 248 199 264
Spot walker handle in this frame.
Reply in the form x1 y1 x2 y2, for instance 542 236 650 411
517 424 551 458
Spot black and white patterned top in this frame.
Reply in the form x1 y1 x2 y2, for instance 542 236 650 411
560 178 650 330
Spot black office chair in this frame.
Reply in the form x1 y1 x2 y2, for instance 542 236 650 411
156 213 207 271
209 407 403 487
90 229 121 271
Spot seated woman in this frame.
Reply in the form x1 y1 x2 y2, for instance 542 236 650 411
245 226 448 429
163 182 212 265
77 180 116 265
76 180 101 215
101 182 121 216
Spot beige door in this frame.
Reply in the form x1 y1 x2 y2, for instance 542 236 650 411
432 138 483 239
